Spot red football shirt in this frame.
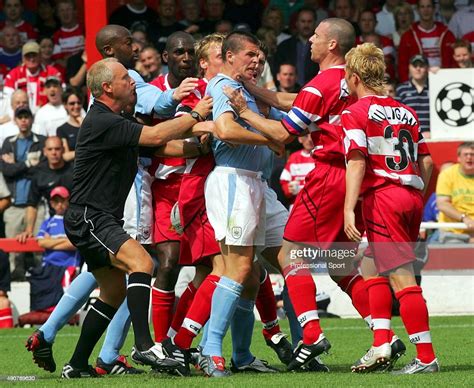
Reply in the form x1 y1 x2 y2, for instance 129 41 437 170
342 95 430 194
281 65 357 162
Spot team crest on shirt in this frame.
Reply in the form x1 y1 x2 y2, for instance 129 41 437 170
231 227 242 239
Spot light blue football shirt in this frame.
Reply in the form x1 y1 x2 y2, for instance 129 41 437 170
206 73 273 173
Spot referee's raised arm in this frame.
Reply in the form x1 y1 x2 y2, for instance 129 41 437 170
87 58 215 146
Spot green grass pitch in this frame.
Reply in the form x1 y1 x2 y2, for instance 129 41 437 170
1 315 473 387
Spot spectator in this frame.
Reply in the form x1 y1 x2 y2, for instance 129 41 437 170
398 0 456 83
139 46 162 82
39 36 66 81
33 76 68 137
280 134 315 208
276 63 300 93
333 0 361 35
215 19 233 34
148 0 184 53
256 27 278 72
261 6 291 45
453 39 473 67
436 0 457 24
268 0 304 27
223 0 264 33
392 2 415 48
436 142 474 242
376 0 402 37
0 26 22 70
52 0 85 63
56 89 83 162
66 50 87 90
0 172 12 328
383 77 397 97
275 7 318 87
109 0 158 30
4 41 63 113
199 0 226 35
36 0 60 38
396 55 431 137
0 0 38 44
0 89 28 142
17 136 73 245
448 1 474 39
178 0 204 39
357 10 396 79
1 106 46 279
20 186 78 324
36 186 78 268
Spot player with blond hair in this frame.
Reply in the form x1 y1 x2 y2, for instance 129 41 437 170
343 43 438 374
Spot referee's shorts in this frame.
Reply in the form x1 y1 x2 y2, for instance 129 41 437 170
65 204 131 271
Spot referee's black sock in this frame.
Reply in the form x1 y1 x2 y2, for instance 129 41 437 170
69 299 116 369
127 272 154 351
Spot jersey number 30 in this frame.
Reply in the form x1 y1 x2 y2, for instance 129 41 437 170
384 126 415 171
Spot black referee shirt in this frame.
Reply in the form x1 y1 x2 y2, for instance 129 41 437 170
70 100 143 219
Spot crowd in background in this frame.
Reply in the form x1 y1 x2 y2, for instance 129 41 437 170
0 0 472 284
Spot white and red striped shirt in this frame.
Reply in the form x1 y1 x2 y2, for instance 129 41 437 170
280 149 315 203
282 66 357 162
148 74 187 180
342 95 430 194
52 24 85 60
0 20 37 44
3 64 63 112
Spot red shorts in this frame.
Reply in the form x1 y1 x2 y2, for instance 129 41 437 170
177 168 219 266
284 160 350 248
152 175 182 244
363 185 423 274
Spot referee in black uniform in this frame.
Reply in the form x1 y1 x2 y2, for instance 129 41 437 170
62 57 213 376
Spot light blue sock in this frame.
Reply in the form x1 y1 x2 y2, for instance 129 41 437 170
230 297 255 367
282 284 303 349
98 299 131 364
202 276 243 357
40 271 97 343
198 322 209 349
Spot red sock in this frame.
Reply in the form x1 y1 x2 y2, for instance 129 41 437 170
255 271 281 340
283 266 322 344
366 277 392 346
169 282 197 336
174 274 220 349
337 272 371 320
151 288 175 342
0 307 13 328
396 286 436 363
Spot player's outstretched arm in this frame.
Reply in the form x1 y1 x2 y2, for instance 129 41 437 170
155 139 209 158
223 86 294 144
215 112 274 146
139 96 214 146
244 80 296 112
344 151 366 243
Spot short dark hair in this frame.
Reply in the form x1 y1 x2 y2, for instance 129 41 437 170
221 31 260 62
296 6 316 20
62 87 83 105
458 142 474 155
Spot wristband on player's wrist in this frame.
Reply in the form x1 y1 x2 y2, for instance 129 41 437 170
190 110 204 122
